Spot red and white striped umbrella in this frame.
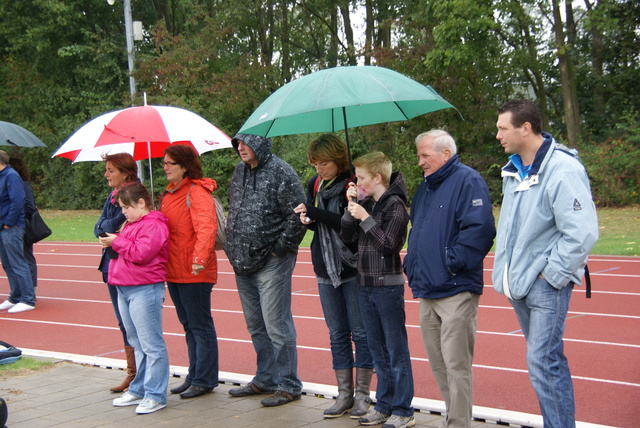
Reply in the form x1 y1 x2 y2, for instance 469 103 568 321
52 105 232 162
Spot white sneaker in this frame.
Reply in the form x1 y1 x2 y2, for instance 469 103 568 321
136 398 166 414
113 391 143 407
0 300 15 310
8 303 34 313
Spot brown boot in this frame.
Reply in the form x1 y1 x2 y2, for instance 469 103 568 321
350 368 373 418
323 369 354 418
110 345 136 393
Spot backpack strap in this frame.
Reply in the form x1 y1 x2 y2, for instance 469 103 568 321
585 264 592 298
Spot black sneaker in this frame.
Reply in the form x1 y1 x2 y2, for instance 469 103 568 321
261 390 301 407
229 382 270 397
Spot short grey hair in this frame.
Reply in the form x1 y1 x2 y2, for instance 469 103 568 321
0 150 9 165
414 129 457 156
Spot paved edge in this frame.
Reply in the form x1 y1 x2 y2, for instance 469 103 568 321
19 348 612 428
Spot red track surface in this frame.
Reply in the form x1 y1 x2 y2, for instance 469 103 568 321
1 242 639 427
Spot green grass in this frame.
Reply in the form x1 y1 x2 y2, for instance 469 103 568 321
39 206 639 256
0 356 54 377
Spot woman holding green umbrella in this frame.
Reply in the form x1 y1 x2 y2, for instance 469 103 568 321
294 134 373 419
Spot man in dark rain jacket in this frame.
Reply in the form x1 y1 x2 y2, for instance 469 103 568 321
403 130 495 428
224 133 307 407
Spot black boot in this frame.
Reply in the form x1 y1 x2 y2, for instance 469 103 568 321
324 368 354 418
0 397 8 428
350 367 373 419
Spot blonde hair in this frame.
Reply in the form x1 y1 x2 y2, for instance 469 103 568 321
352 151 392 187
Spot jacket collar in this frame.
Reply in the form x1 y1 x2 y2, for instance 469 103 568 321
424 155 459 190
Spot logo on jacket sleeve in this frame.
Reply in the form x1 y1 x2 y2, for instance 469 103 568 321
472 199 483 207
573 198 582 211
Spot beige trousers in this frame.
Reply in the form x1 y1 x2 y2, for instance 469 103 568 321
420 292 480 428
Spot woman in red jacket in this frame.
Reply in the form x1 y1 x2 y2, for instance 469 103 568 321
159 144 219 399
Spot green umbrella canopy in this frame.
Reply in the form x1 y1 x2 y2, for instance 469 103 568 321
0 121 46 148
239 65 460 138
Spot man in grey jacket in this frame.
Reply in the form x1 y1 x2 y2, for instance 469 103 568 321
224 133 307 407
493 99 598 428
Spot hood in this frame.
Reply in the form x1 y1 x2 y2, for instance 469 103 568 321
380 171 408 204
232 133 273 169
145 210 169 225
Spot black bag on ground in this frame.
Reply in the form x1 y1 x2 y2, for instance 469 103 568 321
0 340 22 365
24 210 52 245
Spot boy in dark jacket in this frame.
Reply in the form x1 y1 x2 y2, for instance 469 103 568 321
341 152 415 428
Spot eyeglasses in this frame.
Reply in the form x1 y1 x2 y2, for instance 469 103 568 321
163 161 179 167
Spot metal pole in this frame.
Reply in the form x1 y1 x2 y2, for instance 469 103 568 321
122 0 145 182
124 0 136 105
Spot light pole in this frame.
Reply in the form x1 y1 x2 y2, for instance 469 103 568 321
108 0 145 181
108 0 137 105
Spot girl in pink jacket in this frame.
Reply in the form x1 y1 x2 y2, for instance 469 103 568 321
99 182 170 415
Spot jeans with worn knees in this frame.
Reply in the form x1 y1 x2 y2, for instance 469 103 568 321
167 282 219 389
235 252 302 394
117 283 169 404
105 278 131 347
359 286 414 417
318 278 373 370
510 278 575 428
0 227 35 306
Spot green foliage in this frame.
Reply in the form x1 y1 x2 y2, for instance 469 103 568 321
0 0 639 208
577 112 640 207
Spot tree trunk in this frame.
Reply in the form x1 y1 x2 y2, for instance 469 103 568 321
551 0 581 144
364 0 374 65
585 0 605 126
339 1 357 65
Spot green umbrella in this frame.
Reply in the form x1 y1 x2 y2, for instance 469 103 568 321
0 121 46 148
238 65 459 162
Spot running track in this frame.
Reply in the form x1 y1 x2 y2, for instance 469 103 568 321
1 242 638 427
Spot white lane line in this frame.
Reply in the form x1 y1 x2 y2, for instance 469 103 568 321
6 316 637 390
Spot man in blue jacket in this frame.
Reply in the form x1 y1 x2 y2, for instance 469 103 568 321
0 150 36 314
404 130 495 428
493 99 598 428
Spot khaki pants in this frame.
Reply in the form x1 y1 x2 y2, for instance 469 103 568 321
420 292 479 428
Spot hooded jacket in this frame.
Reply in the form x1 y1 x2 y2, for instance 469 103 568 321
159 177 218 284
224 133 306 276
492 133 599 301
341 172 409 287
404 155 495 299
108 210 170 286
0 166 26 228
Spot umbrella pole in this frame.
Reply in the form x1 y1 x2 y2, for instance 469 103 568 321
147 142 155 208
342 107 355 176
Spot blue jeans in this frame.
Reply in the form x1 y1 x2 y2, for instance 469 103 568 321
235 252 302 394
359 286 414 417
167 282 219 389
0 226 35 306
510 278 575 428
318 278 373 370
105 278 131 347
117 283 169 404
